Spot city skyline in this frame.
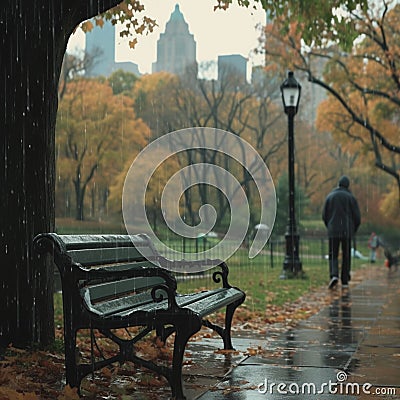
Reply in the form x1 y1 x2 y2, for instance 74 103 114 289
67 0 266 79
152 4 198 75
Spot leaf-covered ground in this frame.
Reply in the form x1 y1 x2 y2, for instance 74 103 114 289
0 269 366 400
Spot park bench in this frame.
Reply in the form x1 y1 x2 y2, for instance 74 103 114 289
33 233 245 399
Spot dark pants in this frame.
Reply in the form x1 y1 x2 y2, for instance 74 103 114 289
329 237 351 284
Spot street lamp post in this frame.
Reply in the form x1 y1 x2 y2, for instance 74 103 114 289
280 71 303 279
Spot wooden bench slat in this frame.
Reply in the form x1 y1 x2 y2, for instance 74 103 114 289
107 288 243 318
85 287 218 317
84 276 166 302
83 260 161 273
83 289 158 316
182 288 244 317
67 246 158 266
57 234 148 250
84 288 212 317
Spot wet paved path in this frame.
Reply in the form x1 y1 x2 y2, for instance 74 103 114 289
193 265 400 399
119 264 400 399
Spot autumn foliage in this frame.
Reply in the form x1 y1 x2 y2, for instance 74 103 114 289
56 78 148 220
262 1 400 227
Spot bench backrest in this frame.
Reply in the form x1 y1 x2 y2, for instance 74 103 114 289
34 233 173 316
54 233 158 265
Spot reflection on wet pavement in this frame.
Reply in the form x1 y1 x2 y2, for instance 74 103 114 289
197 267 400 399
99 267 399 399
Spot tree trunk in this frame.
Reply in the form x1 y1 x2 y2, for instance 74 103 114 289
0 3 63 348
74 179 86 221
0 0 122 349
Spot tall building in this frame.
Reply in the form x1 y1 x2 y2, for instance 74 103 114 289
152 4 197 75
85 20 140 77
218 54 247 84
298 57 327 124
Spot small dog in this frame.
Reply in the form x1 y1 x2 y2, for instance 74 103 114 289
384 248 399 269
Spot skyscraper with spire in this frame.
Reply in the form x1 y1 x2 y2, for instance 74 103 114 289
85 19 140 77
152 4 197 75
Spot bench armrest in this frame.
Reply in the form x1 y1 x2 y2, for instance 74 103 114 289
157 256 232 289
212 262 231 289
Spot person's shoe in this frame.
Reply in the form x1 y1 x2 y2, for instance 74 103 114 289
328 277 339 289
342 284 349 289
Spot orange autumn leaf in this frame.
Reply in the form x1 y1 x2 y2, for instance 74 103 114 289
56 385 79 400
129 38 138 48
246 348 258 356
95 18 104 28
137 375 165 387
80 20 93 33
101 367 113 379
214 349 240 355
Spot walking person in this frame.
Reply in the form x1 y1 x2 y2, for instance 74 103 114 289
368 232 379 263
322 176 361 290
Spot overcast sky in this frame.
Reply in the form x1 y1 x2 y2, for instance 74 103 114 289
67 0 266 77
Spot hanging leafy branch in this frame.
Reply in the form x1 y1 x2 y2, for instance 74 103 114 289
261 0 400 203
77 0 157 50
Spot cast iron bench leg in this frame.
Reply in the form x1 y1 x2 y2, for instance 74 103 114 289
170 317 202 400
202 296 245 350
223 298 245 349
64 327 80 390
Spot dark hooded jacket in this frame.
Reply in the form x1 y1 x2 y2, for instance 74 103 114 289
322 176 361 238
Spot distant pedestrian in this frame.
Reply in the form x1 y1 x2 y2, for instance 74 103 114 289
322 176 361 290
368 232 379 263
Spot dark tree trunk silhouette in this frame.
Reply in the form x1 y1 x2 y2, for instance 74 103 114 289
0 0 122 349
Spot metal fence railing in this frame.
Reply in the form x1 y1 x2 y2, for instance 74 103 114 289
53 235 372 291
159 235 372 268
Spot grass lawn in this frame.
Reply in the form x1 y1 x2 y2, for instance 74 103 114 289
176 251 366 312
53 218 368 315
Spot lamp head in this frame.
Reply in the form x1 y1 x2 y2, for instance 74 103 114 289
280 71 301 115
